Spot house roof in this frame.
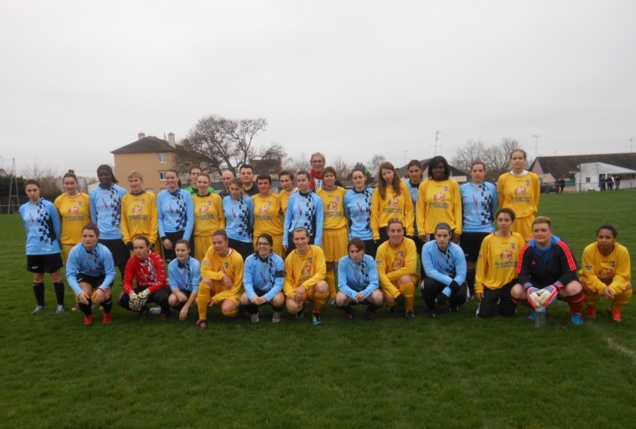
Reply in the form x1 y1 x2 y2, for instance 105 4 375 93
111 136 175 154
529 152 636 179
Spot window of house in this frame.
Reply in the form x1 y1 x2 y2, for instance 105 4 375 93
159 171 167 181
158 153 167 163
585 177 590 183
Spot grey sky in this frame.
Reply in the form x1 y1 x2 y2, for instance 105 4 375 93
1 0 634 178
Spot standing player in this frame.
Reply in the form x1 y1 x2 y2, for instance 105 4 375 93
460 161 498 294
184 166 214 195
223 178 255 260
89 164 129 276
118 236 171 318
406 160 424 255
284 228 329 325
580 225 632 322
497 149 540 241
157 169 194 264
167 240 201 321
417 156 462 244
375 218 419 319
252 174 284 257
317 167 348 300
474 209 525 318
371 162 414 245
54 170 91 263
278 170 298 215
421 223 469 318
344 168 376 257
192 172 224 262
20 179 65 314
239 164 258 196
120 170 158 250
218 170 234 199
336 239 384 320
283 171 324 253
240 234 286 323
196 230 245 329
66 223 116 325
511 217 585 326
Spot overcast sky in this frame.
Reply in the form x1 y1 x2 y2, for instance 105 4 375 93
1 0 635 177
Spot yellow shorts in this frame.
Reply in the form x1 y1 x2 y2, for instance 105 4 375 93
381 275 420 298
321 227 348 262
61 244 76 265
512 216 535 242
253 234 284 259
194 236 212 262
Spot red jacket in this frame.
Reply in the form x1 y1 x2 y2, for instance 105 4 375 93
123 251 168 294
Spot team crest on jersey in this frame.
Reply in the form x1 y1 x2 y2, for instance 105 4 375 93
584 264 592 270
433 192 445 201
132 205 143 214
609 261 615 267
525 180 530 187
500 250 512 261
224 262 230 270
77 201 83 206
141 199 145 205
387 198 399 207
514 186 526 196
443 186 448 192
510 243 515 250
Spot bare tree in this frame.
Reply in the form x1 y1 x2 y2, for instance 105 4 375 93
451 139 487 173
20 161 62 197
330 155 352 181
482 138 522 178
175 115 269 176
366 154 386 177
282 152 310 173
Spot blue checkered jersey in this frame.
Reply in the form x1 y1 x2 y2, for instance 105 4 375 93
422 240 467 286
90 184 127 240
243 252 285 301
460 181 498 233
337 253 379 299
65 243 116 295
344 187 373 241
157 189 194 240
222 195 254 243
20 198 61 255
283 190 324 246
167 256 201 293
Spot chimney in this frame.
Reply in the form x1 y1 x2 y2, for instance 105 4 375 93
168 132 176 147
138 132 145 140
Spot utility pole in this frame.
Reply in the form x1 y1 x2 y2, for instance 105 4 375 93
432 130 442 156
404 150 407 166
628 138 633 152
532 135 541 158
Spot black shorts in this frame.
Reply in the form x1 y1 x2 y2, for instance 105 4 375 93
76 273 109 289
27 254 63 274
170 289 192 310
99 238 129 268
460 232 490 263
476 280 517 319
229 238 254 261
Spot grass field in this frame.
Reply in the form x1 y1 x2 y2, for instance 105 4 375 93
1 191 635 428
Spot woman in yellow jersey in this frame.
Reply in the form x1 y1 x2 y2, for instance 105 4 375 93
417 156 462 244
252 174 284 257
475 208 526 318
54 170 91 263
277 170 298 215
120 170 158 251
371 162 414 245
580 224 632 322
192 172 224 262
496 149 540 241
317 167 348 300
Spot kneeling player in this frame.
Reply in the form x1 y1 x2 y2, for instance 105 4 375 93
118 236 170 318
240 234 286 323
421 223 469 318
196 230 244 329
336 238 383 320
511 216 585 326
167 240 201 321
579 224 632 322
375 218 419 320
284 227 329 325
66 223 116 325
474 209 525 318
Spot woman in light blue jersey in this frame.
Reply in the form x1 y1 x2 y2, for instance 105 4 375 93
157 169 194 264
222 178 254 261
344 168 376 257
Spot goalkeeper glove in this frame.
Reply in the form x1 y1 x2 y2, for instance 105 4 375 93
138 289 150 299
542 285 559 307
526 287 542 309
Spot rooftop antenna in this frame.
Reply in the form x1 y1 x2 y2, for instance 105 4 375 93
532 135 541 158
432 130 442 156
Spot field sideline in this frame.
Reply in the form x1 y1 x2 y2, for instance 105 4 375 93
0 191 634 428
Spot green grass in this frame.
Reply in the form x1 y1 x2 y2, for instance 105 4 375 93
1 191 635 428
